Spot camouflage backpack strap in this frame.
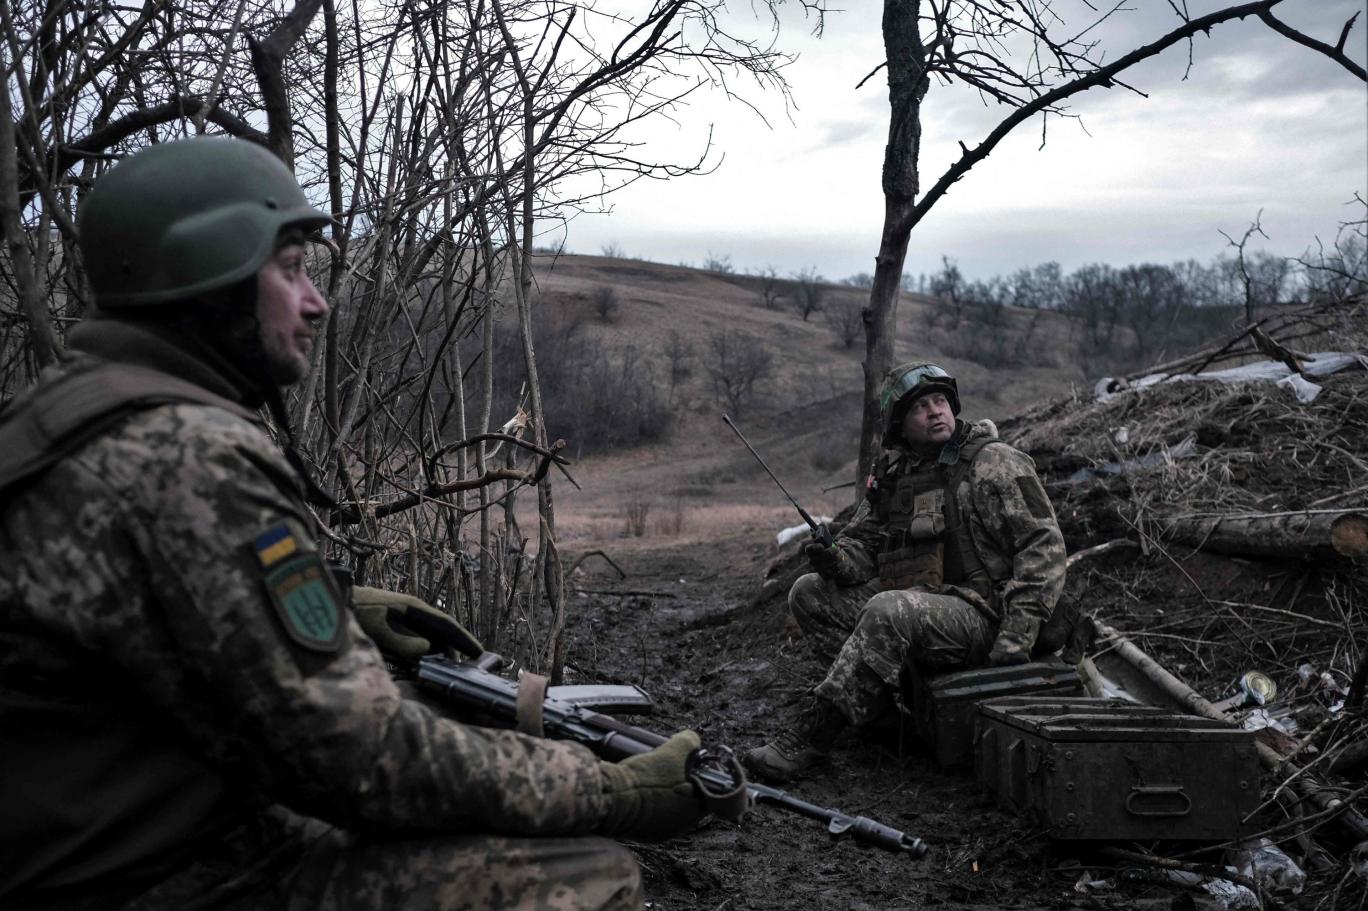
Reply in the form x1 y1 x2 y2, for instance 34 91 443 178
0 360 260 498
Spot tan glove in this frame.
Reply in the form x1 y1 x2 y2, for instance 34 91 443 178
599 731 706 841
352 586 482 661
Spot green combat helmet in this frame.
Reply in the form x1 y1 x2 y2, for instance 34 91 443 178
78 137 332 308
879 362 960 447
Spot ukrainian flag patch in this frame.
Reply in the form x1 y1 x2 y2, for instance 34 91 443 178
254 522 300 568
249 519 344 655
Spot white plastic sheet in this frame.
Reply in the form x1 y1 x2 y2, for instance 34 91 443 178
1096 352 1367 403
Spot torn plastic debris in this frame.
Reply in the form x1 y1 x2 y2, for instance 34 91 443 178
1072 871 1113 893
1119 867 1257 910
1095 351 1367 403
1276 373 1323 403
1065 436 1196 485
1295 662 1349 711
1229 838 1306 897
1241 707 1299 737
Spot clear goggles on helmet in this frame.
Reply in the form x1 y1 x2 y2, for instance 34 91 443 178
880 364 952 412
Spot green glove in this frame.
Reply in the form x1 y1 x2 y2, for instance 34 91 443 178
352 586 483 661
803 542 842 579
599 730 705 841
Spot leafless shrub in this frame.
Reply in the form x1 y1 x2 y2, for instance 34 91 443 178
655 499 686 536
593 285 620 323
703 251 734 274
841 272 874 288
823 296 864 348
706 329 774 417
790 266 825 321
622 500 651 537
601 242 627 259
484 310 667 457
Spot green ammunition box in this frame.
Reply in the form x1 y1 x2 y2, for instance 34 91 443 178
903 659 1083 769
975 697 1261 841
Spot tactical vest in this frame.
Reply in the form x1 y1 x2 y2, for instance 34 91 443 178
871 435 996 602
0 358 260 500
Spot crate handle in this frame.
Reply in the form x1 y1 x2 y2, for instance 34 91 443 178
1125 785 1191 817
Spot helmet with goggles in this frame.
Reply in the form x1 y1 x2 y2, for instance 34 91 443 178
879 362 960 447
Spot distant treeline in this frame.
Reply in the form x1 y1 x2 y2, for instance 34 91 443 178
879 237 1365 376
447 226 1364 455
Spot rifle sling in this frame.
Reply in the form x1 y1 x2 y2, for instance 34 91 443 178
516 672 549 737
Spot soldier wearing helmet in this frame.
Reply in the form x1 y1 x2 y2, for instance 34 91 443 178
744 362 1066 782
0 138 709 911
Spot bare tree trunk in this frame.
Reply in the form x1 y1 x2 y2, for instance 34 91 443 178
857 0 927 490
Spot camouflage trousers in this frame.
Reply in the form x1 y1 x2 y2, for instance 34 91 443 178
789 573 995 726
112 808 643 911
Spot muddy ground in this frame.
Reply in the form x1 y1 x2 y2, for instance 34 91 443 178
557 532 1304 911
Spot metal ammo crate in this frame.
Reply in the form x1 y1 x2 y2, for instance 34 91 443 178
903 659 1082 769
974 697 1261 841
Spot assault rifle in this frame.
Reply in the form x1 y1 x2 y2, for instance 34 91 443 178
417 654 927 856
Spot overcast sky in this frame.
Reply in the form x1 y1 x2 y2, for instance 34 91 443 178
548 1 1367 282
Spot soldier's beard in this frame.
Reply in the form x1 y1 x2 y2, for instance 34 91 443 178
165 279 283 403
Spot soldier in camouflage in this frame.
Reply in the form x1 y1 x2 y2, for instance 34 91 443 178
744 363 1067 781
0 138 715 911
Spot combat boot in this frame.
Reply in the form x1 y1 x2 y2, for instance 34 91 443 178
742 698 847 783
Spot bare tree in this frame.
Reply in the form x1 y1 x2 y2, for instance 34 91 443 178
706 329 774 417
662 330 695 405
790 265 826 321
852 0 1367 486
752 266 784 309
0 0 807 681
929 256 967 331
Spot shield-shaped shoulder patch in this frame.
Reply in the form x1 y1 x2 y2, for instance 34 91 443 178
263 554 345 653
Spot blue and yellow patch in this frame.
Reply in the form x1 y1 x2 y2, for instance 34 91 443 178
250 520 344 654
254 523 300 568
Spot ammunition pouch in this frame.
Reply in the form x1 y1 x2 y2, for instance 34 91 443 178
878 491 946 591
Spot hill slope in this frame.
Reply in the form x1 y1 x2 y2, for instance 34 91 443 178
522 253 1082 542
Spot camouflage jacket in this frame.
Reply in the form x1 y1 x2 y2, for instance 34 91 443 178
0 321 610 902
826 419 1066 651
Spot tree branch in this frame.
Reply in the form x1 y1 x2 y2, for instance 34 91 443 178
1258 9 1366 82
247 0 326 168
902 1 1296 236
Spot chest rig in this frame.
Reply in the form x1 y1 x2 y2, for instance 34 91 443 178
871 435 994 601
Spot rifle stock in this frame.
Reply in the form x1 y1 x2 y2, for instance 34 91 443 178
416 655 927 857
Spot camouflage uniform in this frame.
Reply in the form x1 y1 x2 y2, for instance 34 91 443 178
791 419 1066 726
0 322 640 911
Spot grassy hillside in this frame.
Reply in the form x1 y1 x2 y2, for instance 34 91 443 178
515 253 1086 544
